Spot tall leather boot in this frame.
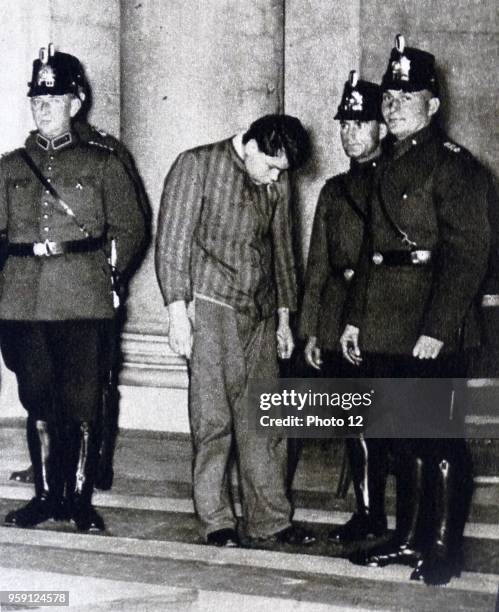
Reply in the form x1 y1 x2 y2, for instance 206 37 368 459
329 438 388 543
351 454 424 567
95 384 119 491
5 419 59 527
67 421 105 532
411 459 460 585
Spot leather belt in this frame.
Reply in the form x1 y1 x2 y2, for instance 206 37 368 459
8 236 105 257
371 249 432 266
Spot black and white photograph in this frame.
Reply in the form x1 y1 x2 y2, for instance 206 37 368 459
0 0 497 610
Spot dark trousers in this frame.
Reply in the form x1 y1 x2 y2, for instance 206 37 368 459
322 351 390 517
365 351 472 552
1 320 111 424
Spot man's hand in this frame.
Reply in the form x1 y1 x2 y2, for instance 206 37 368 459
304 336 322 370
412 335 444 359
277 307 294 359
168 300 193 359
340 324 362 366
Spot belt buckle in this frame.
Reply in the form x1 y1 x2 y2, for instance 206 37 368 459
410 250 420 264
45 240 63 256
411 250 430 265
33 241 47 256
33 239 62 257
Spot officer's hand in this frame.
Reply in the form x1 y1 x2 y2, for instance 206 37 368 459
340 324 362 366
304 336 322 370
277 322 294 360
168 300 193 359
412 335 444 359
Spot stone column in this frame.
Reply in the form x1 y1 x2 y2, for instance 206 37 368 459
284 0 361 267
119 0 284 430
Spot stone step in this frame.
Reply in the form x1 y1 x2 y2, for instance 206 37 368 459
0 491 497 577
0 525 496 612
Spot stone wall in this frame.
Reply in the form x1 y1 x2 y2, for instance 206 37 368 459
0 0 496 431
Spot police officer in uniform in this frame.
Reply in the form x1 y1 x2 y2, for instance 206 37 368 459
341 36 490 584
299 72 389 542
1 45 145 531
8 66 150 492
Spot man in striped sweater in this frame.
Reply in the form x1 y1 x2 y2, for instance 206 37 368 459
155 115 314 548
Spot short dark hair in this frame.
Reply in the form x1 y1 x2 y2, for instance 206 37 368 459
242 114 311 170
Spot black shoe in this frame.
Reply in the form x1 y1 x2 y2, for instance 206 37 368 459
206 528 239 547
350 539 421 568
4 496 56 527
71 504 106 532
328 513 387 543
95 466 114 491
410 542 458 586
270 525 317 546
9 465 34 484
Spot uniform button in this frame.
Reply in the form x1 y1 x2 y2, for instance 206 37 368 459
402 193 408 200
43 226 49 232
47 166 52 171
45 190 50 195
49 156 54 161
372 252 384 265
46 178 51 183
343 268 355 281
43 202 49 207
43 214 49 219
411 139 417 145
372 161 377 167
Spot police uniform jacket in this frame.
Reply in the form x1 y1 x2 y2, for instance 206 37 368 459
347 125 490 355
299 158 378 350
0 131 146 321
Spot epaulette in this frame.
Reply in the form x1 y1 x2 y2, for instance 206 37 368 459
443 141 461 154
87 139 115 153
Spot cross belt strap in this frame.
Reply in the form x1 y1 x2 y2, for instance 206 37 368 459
19 148 92 238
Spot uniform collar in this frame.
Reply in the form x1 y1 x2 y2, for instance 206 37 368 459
350 154 380 174
29 130 75 152
391 124 434 159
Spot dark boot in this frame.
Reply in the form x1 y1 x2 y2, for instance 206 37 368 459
411 459 460 585
95 385 119 491
5 419 59 527
67 422 105 532
329 438 388 543
351 454 423 567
